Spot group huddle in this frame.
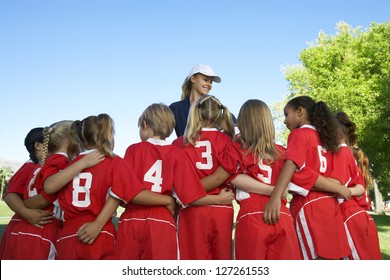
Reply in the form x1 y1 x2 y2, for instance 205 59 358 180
0 64 382 260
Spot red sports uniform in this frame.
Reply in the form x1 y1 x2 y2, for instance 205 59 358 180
5 153 68 260
115 138 207 260
286 125 351 260
173 128 234 260
219 141 301 260
330 144 378 259
0 160 40 259
55 150 143 260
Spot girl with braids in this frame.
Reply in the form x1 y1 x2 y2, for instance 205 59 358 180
264 96 351 260
4 121 74 259
169 64 236 137
173 95 236 260
4 121 101 260
46 114 177 260
329 111 382 259
1 127 53 259
116 104 232 260
198 99 301 260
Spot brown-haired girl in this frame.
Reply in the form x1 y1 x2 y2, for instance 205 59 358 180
0 127 53 259
264 96 351 260
5 121 74 259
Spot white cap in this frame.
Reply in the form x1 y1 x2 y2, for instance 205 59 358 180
187 64 221 83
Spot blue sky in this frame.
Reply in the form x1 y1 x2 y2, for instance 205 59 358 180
1 0 389 163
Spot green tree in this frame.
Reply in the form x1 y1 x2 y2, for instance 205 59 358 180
0 166 14 200
283 21 390 201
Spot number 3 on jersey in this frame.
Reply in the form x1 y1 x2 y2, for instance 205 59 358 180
144 160 163 193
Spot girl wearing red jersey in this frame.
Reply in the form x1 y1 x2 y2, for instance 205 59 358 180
115 103 233 260
44 113 186 259
331 112 382 259
199 99 301 260
173 95 236 260
264 96 351 260
5 121 74 259
0 127 54 259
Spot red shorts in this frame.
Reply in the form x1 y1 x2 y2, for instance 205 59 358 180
115 206 177 260
290 191 351 259
4 218 61 260
235 199 301 260
0 216 21 259
177 204 234 260
56 217 115 260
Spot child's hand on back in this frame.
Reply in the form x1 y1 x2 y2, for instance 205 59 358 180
81 150 105 169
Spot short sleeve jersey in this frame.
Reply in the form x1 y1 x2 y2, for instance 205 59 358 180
219 141 286 202
6 160 40 199
124 138 207 206
33 153 69 212
173 128 233 195
59 151 144 222
330 144 360 187
287 125 331 194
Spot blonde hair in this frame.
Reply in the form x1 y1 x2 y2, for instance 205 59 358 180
41 120 73 165
138 103 175 139
71 114 115 157
184 95 235 145
353 146 373 189
237 99 282 163
181 77 192 100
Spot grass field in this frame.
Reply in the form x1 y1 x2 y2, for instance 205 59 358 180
0 201 389 260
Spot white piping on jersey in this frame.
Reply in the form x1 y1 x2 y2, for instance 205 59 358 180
56 230 115 243
118 217 177 229
185 204 234 209
109 189 128 204
287 181 309 197
294 195 336 259
343 223 359 260
300 124 316 130
201 128 218 131
147 138 170 146
236 210 292 224
79 149 97 155
10 231 56 260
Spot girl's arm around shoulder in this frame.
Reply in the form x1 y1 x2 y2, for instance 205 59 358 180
189 188 234 206
44 150 105 194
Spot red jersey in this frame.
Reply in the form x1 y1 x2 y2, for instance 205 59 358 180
219 141 286 203
33 153 69 219
124 138 206 206
173 128 233 195
286 125 330 196
59 150 144 221
5 160 40 199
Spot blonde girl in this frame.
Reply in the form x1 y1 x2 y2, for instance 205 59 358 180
173 94 236 260
116 103 233 260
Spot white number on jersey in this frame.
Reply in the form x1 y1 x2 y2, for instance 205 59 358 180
317 145 327 173
195 140 213 170
72 172 92 207
144 160 163 193
257 158 272 184
27 167 41 197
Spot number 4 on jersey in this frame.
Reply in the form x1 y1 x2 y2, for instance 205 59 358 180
144 160 163 193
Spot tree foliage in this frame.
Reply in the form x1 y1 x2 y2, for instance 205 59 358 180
283 21 390 199
0 166 14 200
